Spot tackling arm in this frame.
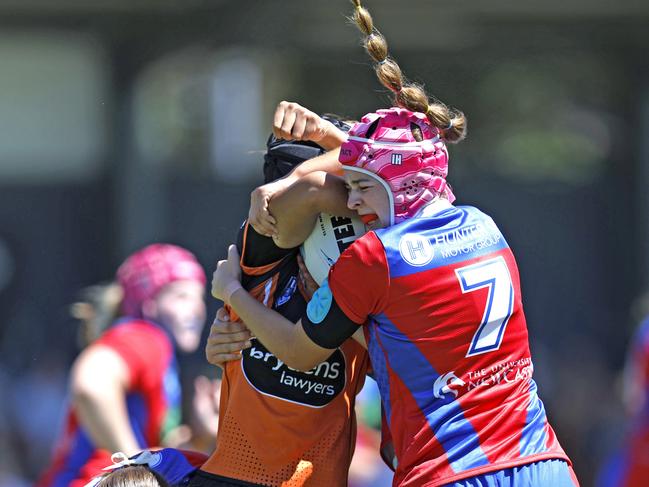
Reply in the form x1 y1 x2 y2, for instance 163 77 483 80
269 170 354 249
228 285 334 371
213 245 339 371
249 101 350 237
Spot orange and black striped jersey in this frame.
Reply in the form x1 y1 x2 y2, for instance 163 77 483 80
201 222 369 487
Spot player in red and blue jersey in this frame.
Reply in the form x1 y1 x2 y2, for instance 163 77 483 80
38 244 206 487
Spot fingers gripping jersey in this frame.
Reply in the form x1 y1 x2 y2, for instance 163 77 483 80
328 205 571 487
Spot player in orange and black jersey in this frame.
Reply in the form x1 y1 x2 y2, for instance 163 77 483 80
191 105 371 487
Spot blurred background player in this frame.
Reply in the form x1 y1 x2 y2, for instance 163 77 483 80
596 295 649 487
193 103 371 487
38 244 207 487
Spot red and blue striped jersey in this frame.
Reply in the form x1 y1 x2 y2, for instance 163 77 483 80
37 319 181 487
328 204 570 487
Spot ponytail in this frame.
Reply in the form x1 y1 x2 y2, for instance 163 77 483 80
349 0 467 143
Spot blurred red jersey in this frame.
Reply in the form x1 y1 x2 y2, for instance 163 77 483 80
38 319 181 487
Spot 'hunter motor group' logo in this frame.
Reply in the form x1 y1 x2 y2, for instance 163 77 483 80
242 339 346 407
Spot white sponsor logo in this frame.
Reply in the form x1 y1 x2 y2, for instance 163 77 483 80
433 371 466 399
466 358 534 391
391 153 403 165
399 234 434 266
242 342 346 407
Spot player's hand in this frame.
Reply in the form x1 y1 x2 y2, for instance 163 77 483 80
212 244 241 303
161 376 221 450
249 179 290 237
162 424 192 449
297 253 320 300
205 307 252 366
273 101 333 144
190 375 221 439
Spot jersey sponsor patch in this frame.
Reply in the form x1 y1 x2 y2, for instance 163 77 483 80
241 339 346 407
306 280 333 324
433 371 466 399
276 275 297 307
398 233 434 266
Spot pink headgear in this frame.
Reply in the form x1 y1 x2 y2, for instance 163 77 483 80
339 107 454 225
116 244 206 317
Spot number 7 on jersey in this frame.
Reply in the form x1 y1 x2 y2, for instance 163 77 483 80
455 256 514 357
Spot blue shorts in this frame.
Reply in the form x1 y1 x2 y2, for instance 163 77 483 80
445 459 578 487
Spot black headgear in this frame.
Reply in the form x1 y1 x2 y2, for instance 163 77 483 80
262 116 351 184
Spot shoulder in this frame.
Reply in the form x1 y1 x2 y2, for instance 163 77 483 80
97 319 171 356
457 204 501 228
328 231 390 317
101 319 167 340
338 231 387 266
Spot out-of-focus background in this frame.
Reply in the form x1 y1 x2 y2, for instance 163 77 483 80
1 1 648 485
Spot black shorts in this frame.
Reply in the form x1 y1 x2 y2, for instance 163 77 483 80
188 470 267 487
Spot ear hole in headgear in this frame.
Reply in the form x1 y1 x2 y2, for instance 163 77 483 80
364 118 381 139
409 122 423 142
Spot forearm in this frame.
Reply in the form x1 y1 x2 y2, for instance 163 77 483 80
270 171 355 249
228 287 329 371
74 387 141 455
290 149 344 181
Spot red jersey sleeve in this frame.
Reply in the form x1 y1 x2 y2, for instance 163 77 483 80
96 321 171 386
328 232 390 324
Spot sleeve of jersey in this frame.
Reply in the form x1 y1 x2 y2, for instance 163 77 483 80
239 220 294 274
328 232 389 324
98 324 168 386
301 233 389 349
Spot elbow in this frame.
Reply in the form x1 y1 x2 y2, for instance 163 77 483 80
70 387 103 445
278 319 334 371
71 382 102 412
282 354 322 373
272 233 301 250
280 340 328 372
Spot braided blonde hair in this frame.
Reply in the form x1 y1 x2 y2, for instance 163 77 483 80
350 0 467 143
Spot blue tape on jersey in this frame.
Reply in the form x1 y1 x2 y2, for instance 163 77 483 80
306 279 333 324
